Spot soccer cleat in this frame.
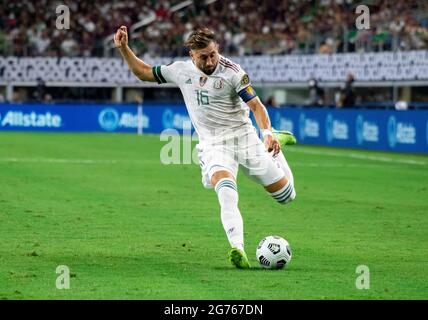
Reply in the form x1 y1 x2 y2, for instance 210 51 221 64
272 128 297 147
228 248 251 269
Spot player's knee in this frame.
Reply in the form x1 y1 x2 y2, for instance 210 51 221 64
270 182 295 205
215 177 239 209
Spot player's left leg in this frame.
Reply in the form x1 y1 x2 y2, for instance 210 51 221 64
272 129 296 186
265 175 296 205
240 131 296 205
272 128 297 147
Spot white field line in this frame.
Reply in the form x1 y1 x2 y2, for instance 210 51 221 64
289 148 427 166
291 163 397 168
0 157 119 165
0 156 424 169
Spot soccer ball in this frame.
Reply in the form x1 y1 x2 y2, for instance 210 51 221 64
256 235 292 269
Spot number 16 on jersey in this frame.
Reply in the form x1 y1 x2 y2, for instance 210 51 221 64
195 90 210 106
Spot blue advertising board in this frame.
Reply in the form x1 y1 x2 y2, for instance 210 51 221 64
0 103 192 134
269 108 428 153
1 103 427 153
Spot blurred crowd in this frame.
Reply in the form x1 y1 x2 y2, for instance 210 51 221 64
0 0 182 56
0 0 427 57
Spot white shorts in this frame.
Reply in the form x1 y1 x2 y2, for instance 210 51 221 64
196 127 285 188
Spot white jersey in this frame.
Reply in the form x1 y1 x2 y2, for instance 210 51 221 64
152 56 255 142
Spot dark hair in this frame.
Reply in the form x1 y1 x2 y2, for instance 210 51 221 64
185 27 217 50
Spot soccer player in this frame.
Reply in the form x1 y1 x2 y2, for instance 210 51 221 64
114 26 296 269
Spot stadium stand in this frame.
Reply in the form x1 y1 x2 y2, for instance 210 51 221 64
0 0 427 107
0 0 427 57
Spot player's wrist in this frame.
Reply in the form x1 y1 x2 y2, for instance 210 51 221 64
118 44 129 51
262 129 273 139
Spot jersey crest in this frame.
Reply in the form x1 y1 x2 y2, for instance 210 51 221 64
213 78 224 90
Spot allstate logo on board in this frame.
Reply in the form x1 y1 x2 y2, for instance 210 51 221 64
356 115 364 145
356 115 379 145
274 112 294 132
325 113 333 143
326 113 348 142
387 115 416 147
98 108 119 131
162 109 174 129
387 116 397 148
299 113 319 140
162 108 192 130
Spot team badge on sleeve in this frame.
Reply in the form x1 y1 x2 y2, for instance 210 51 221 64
241 74 250 85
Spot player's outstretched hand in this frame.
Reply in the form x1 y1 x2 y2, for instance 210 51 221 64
264 135 281 156
114 26 128 48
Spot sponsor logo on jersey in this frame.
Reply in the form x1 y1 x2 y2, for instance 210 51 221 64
185 78 192 84
356 115 379 145
387 116 416 148
326 113 348 142
0 110 62 128
213 78 224 89
199 76 207 87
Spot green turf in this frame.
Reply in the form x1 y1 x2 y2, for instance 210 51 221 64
0 132 427 299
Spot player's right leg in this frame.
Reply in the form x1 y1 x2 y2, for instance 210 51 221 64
197 142 250 269
211 170 250 269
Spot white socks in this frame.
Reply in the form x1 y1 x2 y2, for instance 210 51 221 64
215 178 244 251
270 180 296 204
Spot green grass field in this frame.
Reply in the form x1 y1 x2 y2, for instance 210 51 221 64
1 132 427 300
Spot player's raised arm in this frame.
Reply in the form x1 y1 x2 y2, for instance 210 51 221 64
114 26 156 82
